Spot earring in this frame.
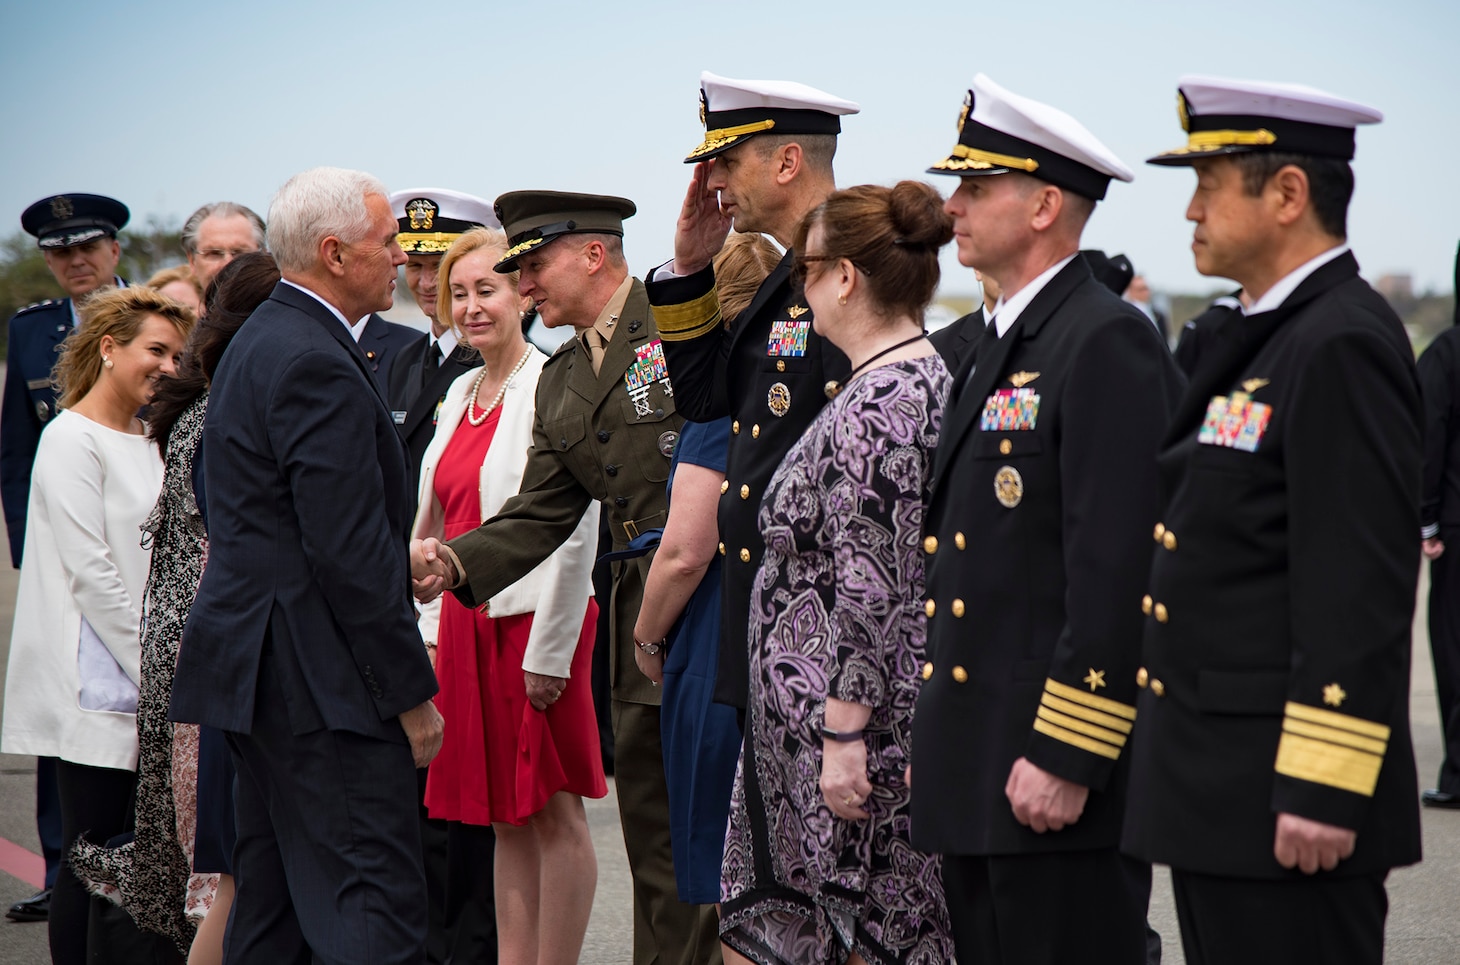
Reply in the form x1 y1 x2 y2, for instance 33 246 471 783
103 357 113 369
837 293 847 306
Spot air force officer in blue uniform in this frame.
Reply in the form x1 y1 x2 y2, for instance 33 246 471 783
170 168 443 965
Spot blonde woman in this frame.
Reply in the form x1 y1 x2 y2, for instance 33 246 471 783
413 227 604 964
1 286 192 965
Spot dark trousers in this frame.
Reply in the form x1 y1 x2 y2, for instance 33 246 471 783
442 821 498 965
51 760 146 965
1171 868 1388 965
611 699 721 965
37 755 62 887
1429 534 1460 792
941 848 1147 965
224 676 426 965
418 768 451 965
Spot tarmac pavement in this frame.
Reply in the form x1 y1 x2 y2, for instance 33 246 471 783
0 514 1456 962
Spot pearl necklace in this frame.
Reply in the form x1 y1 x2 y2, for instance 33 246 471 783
466 346 534 426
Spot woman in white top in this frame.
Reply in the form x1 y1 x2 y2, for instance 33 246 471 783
1 286 192 965
412 227 603 965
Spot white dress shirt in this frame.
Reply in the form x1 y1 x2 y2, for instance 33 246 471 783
1244 245 1349 316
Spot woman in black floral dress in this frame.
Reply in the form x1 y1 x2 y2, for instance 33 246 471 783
719 182 957 965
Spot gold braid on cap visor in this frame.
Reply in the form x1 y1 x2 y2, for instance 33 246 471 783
396 231 463 254
1163 128 1279 155
686 119 778 160
931 144 1041 173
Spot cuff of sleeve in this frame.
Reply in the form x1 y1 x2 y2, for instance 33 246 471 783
1273 701 1388 798
1422 523 1440 540
437 543 467 590
650 259 684 283
1032 677 1136 762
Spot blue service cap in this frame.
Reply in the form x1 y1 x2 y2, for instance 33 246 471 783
21 193 130 250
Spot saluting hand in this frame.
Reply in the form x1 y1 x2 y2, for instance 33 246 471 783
671 161 733 277
1006 756 1089 833
1274 813 1356 874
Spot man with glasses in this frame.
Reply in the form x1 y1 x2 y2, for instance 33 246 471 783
181 200 266 295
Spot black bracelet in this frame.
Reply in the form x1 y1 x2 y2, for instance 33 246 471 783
820 725 864 742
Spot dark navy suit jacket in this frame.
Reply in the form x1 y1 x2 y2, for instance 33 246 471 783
1 298 73 565
170 282 437 738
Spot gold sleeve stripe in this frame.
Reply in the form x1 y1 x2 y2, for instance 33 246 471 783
1040 692 1134 734
1282 718 1388 756
1036 706 1128 748
1033 717 1122 760
1274 732 1383 797
1044 678 1137 721
1283 702 1391 741
651 289 722 341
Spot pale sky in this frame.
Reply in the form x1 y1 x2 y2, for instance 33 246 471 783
2 0 1456 297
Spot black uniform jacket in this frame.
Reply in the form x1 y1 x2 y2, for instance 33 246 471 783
647 252 850 707
2 297 73 566
911 257 1183 856
387 338 480 504
1172 291 1243 378
360 313 426 394
446 280 681 706
1122 252 1423 879
929 306 985 374
1417 325 1460 536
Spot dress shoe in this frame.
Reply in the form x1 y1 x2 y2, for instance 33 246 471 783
1421 788 1460 809
5 888 50 923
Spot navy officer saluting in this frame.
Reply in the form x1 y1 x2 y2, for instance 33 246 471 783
1123 77 1422 965
647 71 856 710
910 74 1182 964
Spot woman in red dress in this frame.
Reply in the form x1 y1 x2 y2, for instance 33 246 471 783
412 228 605 964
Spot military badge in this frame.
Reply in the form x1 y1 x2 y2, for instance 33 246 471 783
994 466 1024 508
624 338 674 418
786 304 809 320
767 318 810 357
36 401 52 423
957 91 971 133
980 388 1040 432
767 382 791 417
658 430 679 459
405 198 438 230
50 196 74 220
1198 391 1271 452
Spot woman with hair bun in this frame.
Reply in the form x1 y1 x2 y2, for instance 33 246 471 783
718 181 955 965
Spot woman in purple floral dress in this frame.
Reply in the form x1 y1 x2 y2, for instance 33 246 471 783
719 182 957 965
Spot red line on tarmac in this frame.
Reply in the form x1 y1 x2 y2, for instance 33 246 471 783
0 836 45 889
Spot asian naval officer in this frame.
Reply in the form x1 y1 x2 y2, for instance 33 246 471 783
1 192 130 924
646 72 855 712
410 192 721 965
1123 77 1422 965
909 75 1183 964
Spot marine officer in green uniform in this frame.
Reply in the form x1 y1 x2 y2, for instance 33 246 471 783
646 71 858 710
1124 76 1422 965
410 191 718 965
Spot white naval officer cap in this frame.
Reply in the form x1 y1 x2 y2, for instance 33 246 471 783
928 73 1134 201
685 71 860 163
1148 75 1382 165
388 187 500 254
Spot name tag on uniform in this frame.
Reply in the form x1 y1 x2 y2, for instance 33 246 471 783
980 387 1040 431
767 316 810 357
1198 392 1271 452
392 410 407 425
26 378 50 390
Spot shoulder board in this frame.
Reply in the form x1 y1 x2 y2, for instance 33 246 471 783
14 298 61 315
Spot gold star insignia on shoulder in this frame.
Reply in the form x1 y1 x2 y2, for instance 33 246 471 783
1322 683 1347 707
1241 378 1270 393
786 305 808 320
1008 371 1040 389
1083 668 1107 692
